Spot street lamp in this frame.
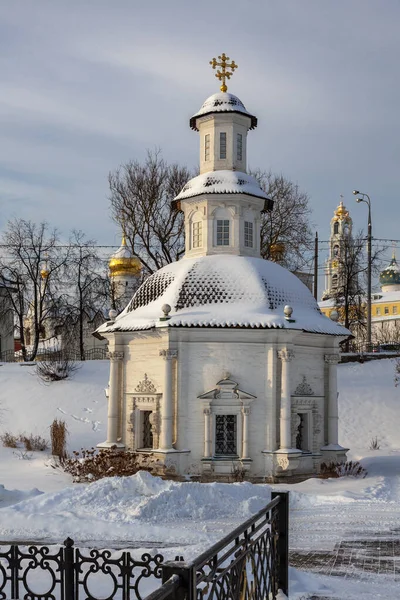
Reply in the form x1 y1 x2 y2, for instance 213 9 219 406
352 190 372 350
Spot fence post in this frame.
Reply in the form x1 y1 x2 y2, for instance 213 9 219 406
162 559 193 600
64 537 75 600
271 491 289 597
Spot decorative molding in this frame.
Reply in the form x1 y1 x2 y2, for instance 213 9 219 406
159 349 178 360
291 413 301 447
324 353 340 365
108 351 124 362
242 406 251 416
135 374 157 394
277 349 295 362
292 397 315 407
294 375 314 396
203 407 211 416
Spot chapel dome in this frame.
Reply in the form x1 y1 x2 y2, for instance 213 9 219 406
98 255 349 336
190 92 257 131
175 170 269 202
380 255 400 290
109 235 141 277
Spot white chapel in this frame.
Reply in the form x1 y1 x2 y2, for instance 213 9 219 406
96 55 350 480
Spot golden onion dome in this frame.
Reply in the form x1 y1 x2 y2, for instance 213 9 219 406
109 235 141 277
40 267 50 279
332 201 350 221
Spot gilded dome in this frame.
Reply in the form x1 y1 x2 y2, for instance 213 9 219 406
380 255 400 288
109 236 141 277
332 201 350 221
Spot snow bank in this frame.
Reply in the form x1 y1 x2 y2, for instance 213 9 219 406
0 484 42 508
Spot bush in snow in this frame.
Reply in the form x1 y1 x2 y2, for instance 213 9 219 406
19 433 48 451
55 447 160 483
320 460 367 479
0 432 18 448
36 356 80 382
369 436 380 450
50 419 68 458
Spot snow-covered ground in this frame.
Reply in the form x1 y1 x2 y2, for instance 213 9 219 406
0 358 399 599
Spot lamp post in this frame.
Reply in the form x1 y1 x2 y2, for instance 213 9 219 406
353 190 372 350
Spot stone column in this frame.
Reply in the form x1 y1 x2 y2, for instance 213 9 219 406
241 405 251 459
103 351 124 447
277 349 295 450
159 349 178 450
324 354 340 445
203 407 211 457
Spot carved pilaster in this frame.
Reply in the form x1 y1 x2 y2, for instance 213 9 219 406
324 354 340 365
159 349 178 360
108 351 124 362
277 349 295 362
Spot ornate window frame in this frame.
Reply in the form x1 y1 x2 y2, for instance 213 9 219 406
292 375 323 453
127 374 162 451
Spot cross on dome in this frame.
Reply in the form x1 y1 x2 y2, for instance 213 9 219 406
210 53 238 92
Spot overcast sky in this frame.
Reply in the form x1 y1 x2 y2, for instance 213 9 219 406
1 0 399 266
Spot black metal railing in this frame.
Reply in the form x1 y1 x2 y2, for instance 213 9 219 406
0 347 108 363
148 492 289 600
0 492 288 600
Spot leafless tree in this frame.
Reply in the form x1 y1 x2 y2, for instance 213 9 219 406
109 150 191 275
251 169 314 270
62 231 109 360
0 219 69 361
331 230 385 346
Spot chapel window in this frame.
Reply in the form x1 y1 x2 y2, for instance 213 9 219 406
333 222 339 234
394 306 398 315
192 221 202 248
244 221 253 248
219 132 227 159
140 411 153 449
385 306 389 315
295 413 310 453
216 220 230 246
215 414 237 455
237 133 243 161
204 134 210 162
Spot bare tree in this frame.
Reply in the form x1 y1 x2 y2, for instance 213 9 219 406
0 219 69 361
251 170 314 270
331 230 385 346
62 231 109 360
109 150 191 275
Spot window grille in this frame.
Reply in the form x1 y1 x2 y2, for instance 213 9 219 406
244 221 253 247
237 133 243 161
220 132 227 159
385 306 389 314
192 221 202 248
205 134 210 161
215 414 237 455
216 220 230 246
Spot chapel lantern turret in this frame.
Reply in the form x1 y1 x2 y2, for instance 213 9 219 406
175 55 272 260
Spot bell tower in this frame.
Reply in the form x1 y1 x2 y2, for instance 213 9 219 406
323 199 353 300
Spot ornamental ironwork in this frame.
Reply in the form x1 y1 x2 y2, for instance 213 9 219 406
215 414 237 455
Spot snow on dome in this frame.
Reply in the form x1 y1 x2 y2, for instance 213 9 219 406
190 92 257 130
97 255 350 336
175 170 268 201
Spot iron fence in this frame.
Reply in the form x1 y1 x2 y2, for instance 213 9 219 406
0 347 108 363
146 491 288 600
0 492 288 600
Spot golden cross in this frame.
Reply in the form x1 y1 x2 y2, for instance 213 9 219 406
209 53 238 92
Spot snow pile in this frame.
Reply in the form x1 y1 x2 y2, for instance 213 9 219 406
0 484 42 508
0 471 271 546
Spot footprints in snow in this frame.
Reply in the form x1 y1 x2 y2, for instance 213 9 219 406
57 407 102 431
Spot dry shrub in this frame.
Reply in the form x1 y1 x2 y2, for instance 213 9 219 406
36 357 80 382
50 419 68 458
231 461 246 482
57 447 157 483
369 436 380 450
320 460 367 479
19 434 48 451
0 432 18 448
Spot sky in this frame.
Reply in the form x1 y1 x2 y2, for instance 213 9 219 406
0 0 399 273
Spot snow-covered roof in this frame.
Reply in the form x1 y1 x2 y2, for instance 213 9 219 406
97 255 350 336
175 170 269 201
190 92 257 130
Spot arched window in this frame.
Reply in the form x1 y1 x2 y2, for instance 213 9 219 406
333 245 339 257
333 222 339 235
332 274 338 290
